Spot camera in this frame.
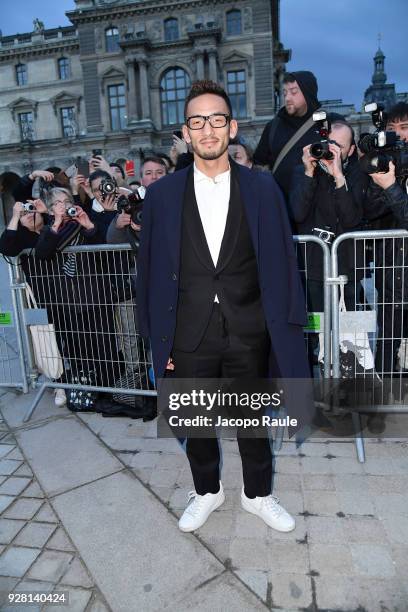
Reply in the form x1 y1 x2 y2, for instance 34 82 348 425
22 202 36 212
358 103 408 176
99 177 117 200
309 111 334 161
313 226 335 244
92 149 102 158
116 187 146 224
66 206 77 217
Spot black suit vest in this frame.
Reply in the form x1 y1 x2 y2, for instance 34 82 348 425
173 164 266 352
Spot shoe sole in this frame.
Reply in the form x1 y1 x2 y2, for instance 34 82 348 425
241 497 295 532
178 492 225 532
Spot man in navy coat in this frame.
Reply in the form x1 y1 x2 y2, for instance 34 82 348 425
137 80 310 533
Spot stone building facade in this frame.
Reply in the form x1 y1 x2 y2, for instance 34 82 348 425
0 0 289 175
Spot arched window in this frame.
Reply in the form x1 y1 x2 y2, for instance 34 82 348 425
226 9 242 36
164 18 179 42
16 64 27 86
58 57 70 80
160 67 190 126
105 27 120 52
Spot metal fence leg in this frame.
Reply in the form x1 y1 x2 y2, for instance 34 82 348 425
352 413 366 462
274 424 284 451
23 382 48 422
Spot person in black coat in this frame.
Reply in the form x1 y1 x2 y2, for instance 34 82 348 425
289 119 366 312
254 70 321 201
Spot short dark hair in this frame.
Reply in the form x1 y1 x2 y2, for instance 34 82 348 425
388 102 408 124
140 156 168 174
89 169 113 186
283 73 297 85
184 80 233 119
109 162 125 179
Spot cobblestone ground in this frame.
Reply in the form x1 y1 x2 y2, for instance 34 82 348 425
0 404 111 612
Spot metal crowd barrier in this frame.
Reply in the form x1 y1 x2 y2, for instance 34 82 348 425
331 229 408 461
10 244 155 421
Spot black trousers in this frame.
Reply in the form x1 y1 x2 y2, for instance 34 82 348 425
171 304 272 498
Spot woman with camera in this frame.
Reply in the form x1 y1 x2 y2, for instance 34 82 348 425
0 199 48 255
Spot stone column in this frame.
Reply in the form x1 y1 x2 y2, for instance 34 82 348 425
126 58 138 122
208 50 218 82
138 58 151 120
195 51 204 80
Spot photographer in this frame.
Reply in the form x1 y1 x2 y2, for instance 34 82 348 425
88 169 121 241
362 102 408 375
0 199 48 255
289 118 365 311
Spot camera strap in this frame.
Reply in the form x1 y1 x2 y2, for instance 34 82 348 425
272 109 323 174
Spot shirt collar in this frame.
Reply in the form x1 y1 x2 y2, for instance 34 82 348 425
193 163 230 184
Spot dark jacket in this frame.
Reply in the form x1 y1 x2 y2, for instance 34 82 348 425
254 71 321 201
136 161 313 434
364 179 408 304
289 156 366 282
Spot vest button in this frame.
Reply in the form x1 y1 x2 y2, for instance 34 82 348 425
161 336 168 342
172 273 177 281
168 306 173 312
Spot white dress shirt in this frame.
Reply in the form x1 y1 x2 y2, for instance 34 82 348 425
193 163 230 302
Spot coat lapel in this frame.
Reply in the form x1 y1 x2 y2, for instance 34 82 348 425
164 166 189 271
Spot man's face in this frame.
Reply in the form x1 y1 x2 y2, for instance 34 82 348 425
387 117 408 143
182 93 238 161
141 162 166 188
228 144 252 168
329 124 355 162
283 81 308 117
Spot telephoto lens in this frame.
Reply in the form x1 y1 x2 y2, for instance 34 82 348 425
22 202 36 212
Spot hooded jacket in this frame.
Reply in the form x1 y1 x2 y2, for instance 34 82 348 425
254 71 321 201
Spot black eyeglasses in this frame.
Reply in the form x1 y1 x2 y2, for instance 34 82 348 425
186 113 231 130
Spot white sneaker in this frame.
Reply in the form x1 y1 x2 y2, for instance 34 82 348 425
241 487 295 532
54 388 67 407
178 482 225 532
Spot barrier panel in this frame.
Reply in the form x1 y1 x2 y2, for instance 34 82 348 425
0 256 29 392
331 229 408 461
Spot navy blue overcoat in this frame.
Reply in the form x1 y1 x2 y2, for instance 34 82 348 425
136 162 312 432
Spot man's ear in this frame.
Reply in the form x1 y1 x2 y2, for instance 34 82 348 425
348 144 356 158
182 124 191 144
229 119 238 140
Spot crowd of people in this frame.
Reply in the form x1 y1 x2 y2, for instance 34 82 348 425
0 70 408 416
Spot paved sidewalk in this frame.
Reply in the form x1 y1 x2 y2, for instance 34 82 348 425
0 388 407 611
